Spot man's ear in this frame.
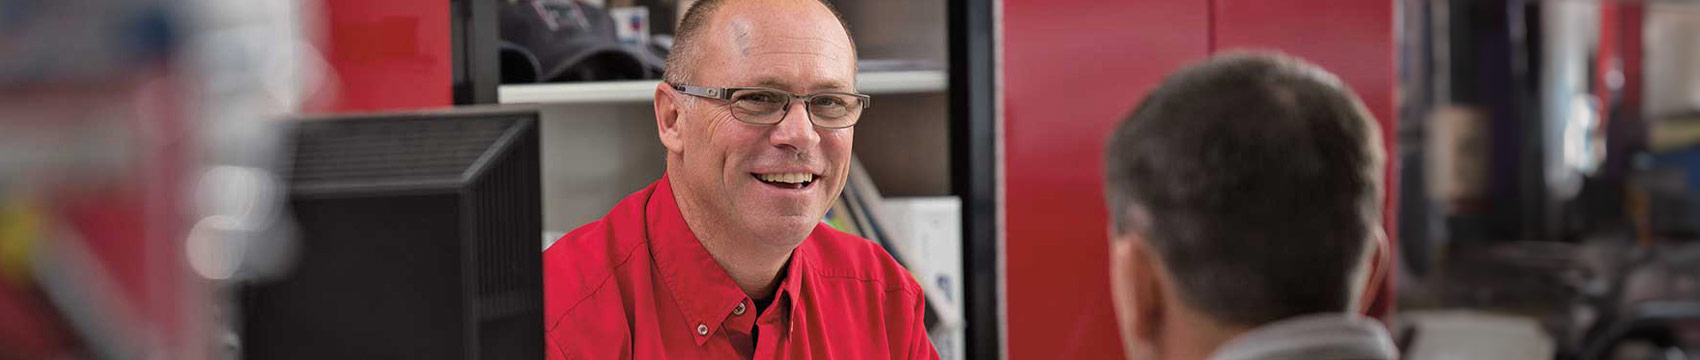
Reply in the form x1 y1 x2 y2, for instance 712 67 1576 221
1354 228 1391 315
1110 231 1166 359
1129 237 1166 348
655 83 685 154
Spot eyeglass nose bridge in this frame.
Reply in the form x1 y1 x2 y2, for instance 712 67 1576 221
767 97 811 126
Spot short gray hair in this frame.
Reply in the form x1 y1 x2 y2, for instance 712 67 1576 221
1104 52 1385 326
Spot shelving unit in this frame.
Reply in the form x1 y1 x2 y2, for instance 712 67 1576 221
461 1 995 358
527 80 953 233
520 71 964 359
497 70 948 104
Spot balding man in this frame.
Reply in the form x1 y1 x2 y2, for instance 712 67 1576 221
542 0 939 359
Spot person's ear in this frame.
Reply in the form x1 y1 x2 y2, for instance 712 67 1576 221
655 83 685 154
1110 230 1165 360
1355 228 1391 315
1129 238 1166 349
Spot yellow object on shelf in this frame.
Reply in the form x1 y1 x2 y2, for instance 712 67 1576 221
1649 115 1700 153
0 191 44 284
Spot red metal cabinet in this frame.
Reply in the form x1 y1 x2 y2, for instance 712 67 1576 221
305 0 453 113
1002 0 1396 357
1002 1 1210 357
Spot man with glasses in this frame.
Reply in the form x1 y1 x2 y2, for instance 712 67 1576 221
543 0 937 358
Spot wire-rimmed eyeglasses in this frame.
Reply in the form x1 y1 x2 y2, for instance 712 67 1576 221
669 83 872 129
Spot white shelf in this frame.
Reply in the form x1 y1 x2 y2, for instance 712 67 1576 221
498 70 946 105
856 70 949 94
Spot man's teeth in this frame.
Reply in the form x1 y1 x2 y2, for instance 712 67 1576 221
757 173 814 184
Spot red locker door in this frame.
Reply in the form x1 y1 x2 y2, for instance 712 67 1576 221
1002 0 1397 358
305 0 454 113
1002 0 1210 358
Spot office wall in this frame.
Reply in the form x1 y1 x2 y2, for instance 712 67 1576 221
1002 0 1209 357
1001 0 1396 357
306 0 454 113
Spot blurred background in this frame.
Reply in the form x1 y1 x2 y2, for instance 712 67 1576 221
2 0 1699 359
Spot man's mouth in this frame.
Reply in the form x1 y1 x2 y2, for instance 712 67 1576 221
752 172 817 190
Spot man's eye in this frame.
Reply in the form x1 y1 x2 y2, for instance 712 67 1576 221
810 97 848 107
739 92 784 103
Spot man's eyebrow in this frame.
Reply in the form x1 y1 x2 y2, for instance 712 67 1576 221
751 77 789 88
813 80 852 92
748 77 852 92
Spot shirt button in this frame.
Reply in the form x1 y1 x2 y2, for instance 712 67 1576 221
696 324 709 336
733 302 747 316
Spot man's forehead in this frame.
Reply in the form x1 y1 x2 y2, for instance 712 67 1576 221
697 1 855 90
710 0 846 36
723 15 851 53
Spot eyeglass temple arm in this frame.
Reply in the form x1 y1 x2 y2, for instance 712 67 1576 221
670 83 734 100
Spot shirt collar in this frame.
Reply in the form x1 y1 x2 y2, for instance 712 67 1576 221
1207 313 1398 360
647 174 809 345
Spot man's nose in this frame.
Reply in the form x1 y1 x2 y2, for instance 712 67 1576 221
769 101 821 151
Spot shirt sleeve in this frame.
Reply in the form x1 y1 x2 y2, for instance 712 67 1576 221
908 290 942 360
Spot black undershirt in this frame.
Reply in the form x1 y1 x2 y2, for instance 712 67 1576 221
750 295 775 345
750 261 790 347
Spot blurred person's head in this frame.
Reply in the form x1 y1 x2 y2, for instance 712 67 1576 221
651 0 858 253
1103 52 1386 360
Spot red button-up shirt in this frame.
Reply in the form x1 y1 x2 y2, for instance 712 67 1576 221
545 175 939 359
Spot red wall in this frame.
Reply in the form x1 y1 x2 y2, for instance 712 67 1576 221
306 0 453 113
1001 0 1396 358
1002 1 1209 357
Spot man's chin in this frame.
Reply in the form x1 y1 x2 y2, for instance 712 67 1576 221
739 212 822 243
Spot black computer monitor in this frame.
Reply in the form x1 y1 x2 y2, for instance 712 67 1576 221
243 107 541 360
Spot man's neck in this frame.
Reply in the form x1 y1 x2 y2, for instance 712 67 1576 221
700 234 793 298
1158 306 1250 360
668 177 798 299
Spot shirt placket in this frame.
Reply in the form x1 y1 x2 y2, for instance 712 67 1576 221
752 294 793 359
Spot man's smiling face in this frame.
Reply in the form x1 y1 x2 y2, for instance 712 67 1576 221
663 0 857 247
